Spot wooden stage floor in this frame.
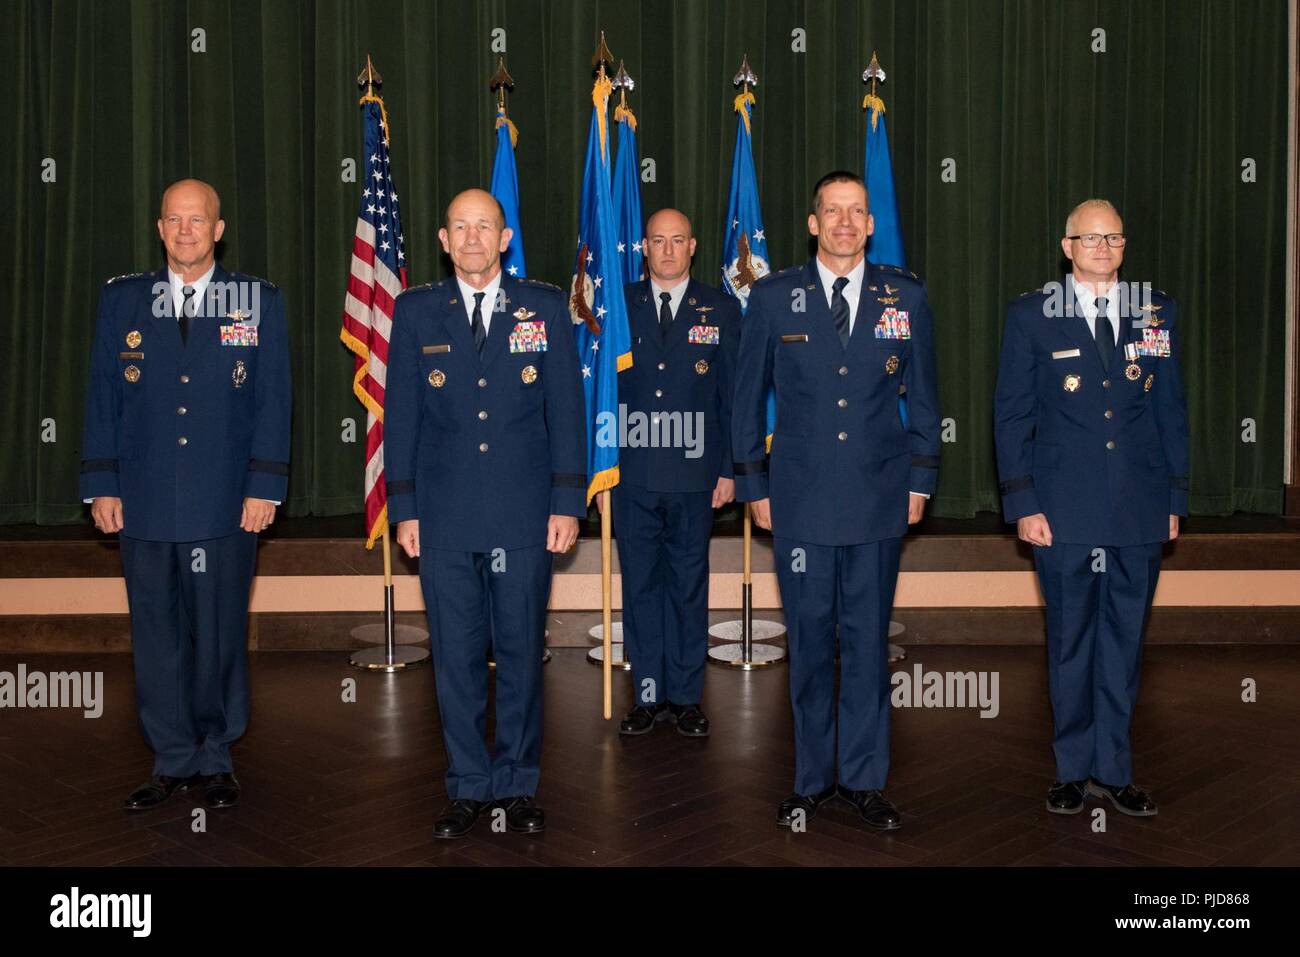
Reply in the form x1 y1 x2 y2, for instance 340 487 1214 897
1 645 1297 867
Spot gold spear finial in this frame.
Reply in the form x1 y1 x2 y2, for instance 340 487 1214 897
591 30 614 78
356 54 383 95
733 53 758 93
490 56 515 110
862 50 886 99
612 59 634 108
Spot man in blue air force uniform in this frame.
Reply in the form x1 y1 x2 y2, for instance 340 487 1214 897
386 188 587 839
81 179 291 811
610 208 739 737
995 198 1189 817
732 171 941 831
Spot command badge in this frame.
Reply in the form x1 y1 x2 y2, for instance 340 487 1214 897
695 359 709 375
232 360 247 388
521 365 538 384
1125 362 1142 381
125 330 142 349
428 369 446 388
1063 374 1081 392
1145 373 1154 392
123 364 140 383
885 355 899 375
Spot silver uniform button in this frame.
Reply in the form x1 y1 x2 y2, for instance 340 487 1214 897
655 389 663 398
1102 379 1111 388
177 406 187 415
177 436 188 446
479 442 489 453
478 410 488 420
657 362 666 371
179 374 190 383
838 431 848 441
478 378 487 387
1104 410 1113 419
837 398 848 408
838 366 848 376
1106 440 1116 450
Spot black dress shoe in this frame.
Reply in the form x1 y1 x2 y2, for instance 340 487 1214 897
123 774 198 812
667 702 710 737
201 772 241 809
495 796 546 833
619 703 667 735
836 785 902 830
433 799 486 839
776 785 837 828
1046 779 1089 815
1088 781 1158 816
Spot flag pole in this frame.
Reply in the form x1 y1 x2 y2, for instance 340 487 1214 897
346 54 428 672
709 54 785 670
602 490 613 718
584 32 632 679
862 51 908 664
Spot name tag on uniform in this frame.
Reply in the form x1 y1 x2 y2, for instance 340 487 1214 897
874 308 911 339
422 344 451 354
118 351 144 359
509 320 548 353
780 334 809 343
1133 328 1171 357
1052 348 1081 359
688 324 720 345
220 323 258 347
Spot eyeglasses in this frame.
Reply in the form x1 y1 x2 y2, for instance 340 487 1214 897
1066 233 1126 248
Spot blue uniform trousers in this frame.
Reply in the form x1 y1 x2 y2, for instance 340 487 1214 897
419 545 552 801
774 536 901 794
1034 541 1162 785
119 530 257 777
612 481 713 708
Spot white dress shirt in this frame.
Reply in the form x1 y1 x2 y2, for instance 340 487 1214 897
1071 276 1119 345
456 272 504 337
169 262 216 319
815 256 867 333
649 276 690 321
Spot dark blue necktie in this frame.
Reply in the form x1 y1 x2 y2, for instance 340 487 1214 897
658 292 673 342
1094 296 1112 370
472 292 486 355
831 276 851 348
179 285 196 345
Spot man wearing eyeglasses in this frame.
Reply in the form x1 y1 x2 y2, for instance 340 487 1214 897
994 198 1189 818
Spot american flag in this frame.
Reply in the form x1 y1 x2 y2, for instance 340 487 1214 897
339 93 407 549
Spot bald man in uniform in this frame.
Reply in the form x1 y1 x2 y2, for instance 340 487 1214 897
386 188 587 838
81 179 291 811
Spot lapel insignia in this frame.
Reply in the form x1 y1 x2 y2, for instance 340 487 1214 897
687 297 697 306
867 285 879 292
1063 374 1081 392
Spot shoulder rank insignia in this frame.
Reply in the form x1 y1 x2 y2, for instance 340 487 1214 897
520 278 563 293
106 271 148 285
